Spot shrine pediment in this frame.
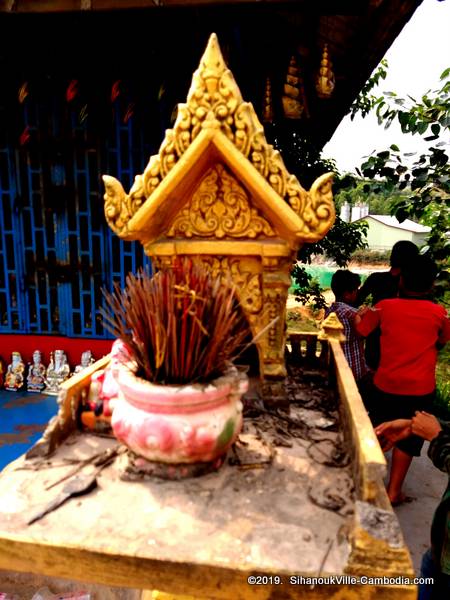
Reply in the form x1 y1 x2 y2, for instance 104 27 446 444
103 33 335 250
166 163 277 241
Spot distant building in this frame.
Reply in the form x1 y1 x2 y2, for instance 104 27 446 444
340 202 369 223
354 215 431 250
340 201 351 223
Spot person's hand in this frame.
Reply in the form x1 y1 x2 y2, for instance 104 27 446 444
357 305 372 318
411 411 442 441
374 419 412 452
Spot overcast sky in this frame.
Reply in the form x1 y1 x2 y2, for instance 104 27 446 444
323 0 450 174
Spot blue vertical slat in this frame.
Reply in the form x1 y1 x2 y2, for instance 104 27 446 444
0 145 24 332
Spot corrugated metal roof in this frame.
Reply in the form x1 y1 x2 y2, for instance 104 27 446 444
357 214 431 233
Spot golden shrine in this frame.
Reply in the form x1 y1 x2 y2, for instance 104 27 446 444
103 33 335 382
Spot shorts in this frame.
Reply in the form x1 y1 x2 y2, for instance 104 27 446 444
367 386 435 457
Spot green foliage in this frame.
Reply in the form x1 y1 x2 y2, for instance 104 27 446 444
433 344 450 420
349 59 388 120
268 124 369 308
334 177 407 215
298 216 368 267
347 67 450 297
371 67 450 137
360 144 450 266
289 217 368 309
290 266 328 310
268 125 337 188
286 308 319 333
350 248 390 264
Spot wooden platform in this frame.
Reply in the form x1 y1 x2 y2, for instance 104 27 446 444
0 339 417 599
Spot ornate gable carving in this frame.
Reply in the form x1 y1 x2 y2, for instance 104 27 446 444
167 164 275 239
103 33 334 243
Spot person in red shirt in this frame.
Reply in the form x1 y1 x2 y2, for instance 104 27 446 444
357 240 419 369
357 255 450 506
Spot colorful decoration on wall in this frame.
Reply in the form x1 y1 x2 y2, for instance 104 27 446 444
316 43 335 99
43 350 71 396
4 352 25 392
19 125 31 146
18 82 29 104
111 80 121 103
123 102 135 124
262 77 274 124
79 104 88 124
282 55 309 119
26 350 47 393
66 80 79 103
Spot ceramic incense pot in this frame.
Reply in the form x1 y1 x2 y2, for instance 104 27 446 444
110 344 248 465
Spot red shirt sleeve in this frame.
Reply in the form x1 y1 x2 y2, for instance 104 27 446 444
356 305 381 337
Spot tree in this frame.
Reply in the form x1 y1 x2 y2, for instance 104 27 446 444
355 67 450 296
268 125 368 308
274 63 450 308
333 178 407 215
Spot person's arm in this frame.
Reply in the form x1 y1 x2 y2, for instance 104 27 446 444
412 412 450 475
357 273 375 305
375 419 412 452
355 303 381 337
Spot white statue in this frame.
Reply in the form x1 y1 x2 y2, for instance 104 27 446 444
26 350 46 392
4 352 25 392
74 350 95 375
44 350 71 395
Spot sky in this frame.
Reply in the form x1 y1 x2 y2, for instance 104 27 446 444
322 0 450 174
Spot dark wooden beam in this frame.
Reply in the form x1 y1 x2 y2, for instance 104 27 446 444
0 0 367 13
315 0 424 145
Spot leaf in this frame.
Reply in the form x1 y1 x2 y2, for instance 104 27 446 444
390 144 400 152
431 123 441 136
416 121 429 135
395 207 408 223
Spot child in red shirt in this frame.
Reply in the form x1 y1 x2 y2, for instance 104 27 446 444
357 255 450 505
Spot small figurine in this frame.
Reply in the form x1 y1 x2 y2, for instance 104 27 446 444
4 351 26 392
43 350 71 395
73 350 95 375
79 341 124 433
0 356 4 387
26 349 47 392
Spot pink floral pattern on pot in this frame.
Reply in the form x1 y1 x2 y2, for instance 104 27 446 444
109 340 248 463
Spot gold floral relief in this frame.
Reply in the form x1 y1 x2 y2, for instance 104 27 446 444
199 257 263 317
103 33 334 242
167 164 275 239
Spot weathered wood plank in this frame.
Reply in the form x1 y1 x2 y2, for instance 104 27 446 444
329 339 386 505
